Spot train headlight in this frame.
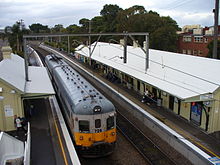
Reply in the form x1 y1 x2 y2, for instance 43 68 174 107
93 106 102 113
111 132 115 136
80 136 83 140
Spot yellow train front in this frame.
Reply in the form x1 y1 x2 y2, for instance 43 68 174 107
45 54 116 157
73 104 116 157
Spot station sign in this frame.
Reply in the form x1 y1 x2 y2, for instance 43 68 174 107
208 157 220 165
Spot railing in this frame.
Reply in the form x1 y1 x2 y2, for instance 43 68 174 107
24 122 31 165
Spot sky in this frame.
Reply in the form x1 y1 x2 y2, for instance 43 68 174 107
0 0 216 29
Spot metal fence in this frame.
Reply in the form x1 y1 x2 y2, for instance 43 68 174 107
24 122 31 165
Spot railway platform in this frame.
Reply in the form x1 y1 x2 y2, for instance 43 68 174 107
27 47 80 165
51 47 220 160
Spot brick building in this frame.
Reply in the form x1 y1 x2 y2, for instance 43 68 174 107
177 25 220 58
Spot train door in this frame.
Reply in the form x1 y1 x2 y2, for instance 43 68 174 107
92 114 105 142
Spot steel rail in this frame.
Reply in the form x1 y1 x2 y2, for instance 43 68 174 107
116 110 177 165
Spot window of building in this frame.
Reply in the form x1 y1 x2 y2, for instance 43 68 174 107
198 50 203 56
182 49 187 54
193 50 197 55
183 36 192 42
187 50 192 55
204 38 208 43
194 37 203 43
79 120 90 132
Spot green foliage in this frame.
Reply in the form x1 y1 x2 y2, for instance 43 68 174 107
100 4 122 32
51 24 65 33
4 4 180 54
5 22 30 56
115 6 179 51
207 40 220 59
151 26 178 52
29 23 50 33
66 24 80 33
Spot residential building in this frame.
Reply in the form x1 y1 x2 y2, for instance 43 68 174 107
177 25 220 58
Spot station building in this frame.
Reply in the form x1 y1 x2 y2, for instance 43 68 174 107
0 46 54 131
74 42 220 134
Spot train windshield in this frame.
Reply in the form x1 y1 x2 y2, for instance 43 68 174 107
107 116 114 130
79 120 90 132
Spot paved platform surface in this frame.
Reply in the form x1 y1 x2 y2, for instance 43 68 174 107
57 49 220 159
25 98 69 165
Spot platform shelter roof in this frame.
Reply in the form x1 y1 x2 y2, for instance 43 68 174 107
76 42 220 100
0 53 54 97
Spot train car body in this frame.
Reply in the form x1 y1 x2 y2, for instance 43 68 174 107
45 54 116 157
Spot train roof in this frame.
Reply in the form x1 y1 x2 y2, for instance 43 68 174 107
45 55 114 114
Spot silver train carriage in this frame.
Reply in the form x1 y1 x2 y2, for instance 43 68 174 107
45 54 116 157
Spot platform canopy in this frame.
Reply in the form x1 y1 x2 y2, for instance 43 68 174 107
75 42 220 101
0 53 55 98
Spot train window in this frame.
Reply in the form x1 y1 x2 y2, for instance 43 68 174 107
95 119 101 128
79 120 90 132
107 116 114 130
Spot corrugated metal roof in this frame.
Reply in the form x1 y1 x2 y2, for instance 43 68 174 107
0 54 25 92
25 66 55 95
0 53 54 95
76 42 220 99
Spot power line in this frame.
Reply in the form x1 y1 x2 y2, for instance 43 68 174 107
166 0 194 10
160 0 184 9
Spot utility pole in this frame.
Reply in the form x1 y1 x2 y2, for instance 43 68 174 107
88 20 92 65
123 32 127 63
213 0 219 59
23 38 29 81
67 35 70 54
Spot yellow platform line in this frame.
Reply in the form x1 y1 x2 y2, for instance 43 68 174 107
166 121 220 159
53 117 69 165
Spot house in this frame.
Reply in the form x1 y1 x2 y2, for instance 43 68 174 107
0 46 54 131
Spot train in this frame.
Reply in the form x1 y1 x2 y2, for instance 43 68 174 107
45 54 116 157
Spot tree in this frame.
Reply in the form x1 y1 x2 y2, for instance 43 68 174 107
91 16 105 33
51 24 65 33
207 40 220 59
29 23 50 33
100 4 122 32
116 7 179 52
5 21 29 56
66 24 80 33
79 18 90 33
151 26 178 52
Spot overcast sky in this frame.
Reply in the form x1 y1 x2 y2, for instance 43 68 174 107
0 0 216 29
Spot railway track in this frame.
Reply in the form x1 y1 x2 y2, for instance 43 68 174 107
32 44 186 165
116 110 177 165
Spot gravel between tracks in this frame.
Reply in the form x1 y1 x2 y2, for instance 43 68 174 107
117 105 193 165
79 131 149 165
